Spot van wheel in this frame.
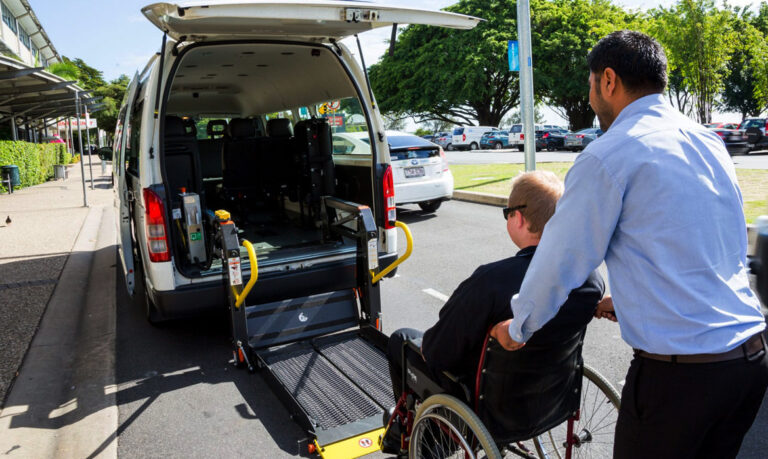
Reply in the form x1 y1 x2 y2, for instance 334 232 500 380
446 143 454 151
494 142 503 150
470 142 479 151
517 145 524 152
135 258 164 326
418 200 442 213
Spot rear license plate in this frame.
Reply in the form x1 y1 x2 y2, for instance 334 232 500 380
404 167 425 178
566 140 578 145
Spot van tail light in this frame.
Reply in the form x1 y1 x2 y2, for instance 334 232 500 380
143 188 171 262
439 147 449 171
764 120 768 133
382 165 396 229
462 133 466 142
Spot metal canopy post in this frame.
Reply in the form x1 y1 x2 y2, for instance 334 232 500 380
517 0 536 171
84 105 94 187
75 91 88 206
10 113 16 141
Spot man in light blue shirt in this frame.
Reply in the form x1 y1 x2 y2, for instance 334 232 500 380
491 31 767 458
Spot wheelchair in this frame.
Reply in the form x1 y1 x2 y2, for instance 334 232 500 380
383 329 621 459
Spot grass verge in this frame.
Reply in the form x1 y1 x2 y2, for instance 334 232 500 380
451 162 768 224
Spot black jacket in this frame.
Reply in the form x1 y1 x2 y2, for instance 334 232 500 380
421 246 605 382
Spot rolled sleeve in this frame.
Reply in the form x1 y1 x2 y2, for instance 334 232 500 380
508 153 623 342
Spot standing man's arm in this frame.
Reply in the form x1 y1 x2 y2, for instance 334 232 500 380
492 153 623 349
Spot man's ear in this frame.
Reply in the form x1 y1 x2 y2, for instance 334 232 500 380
515 211 527 230
603 67 618 97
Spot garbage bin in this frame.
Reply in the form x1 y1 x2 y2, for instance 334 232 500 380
54 164 68 180
1 165 20 192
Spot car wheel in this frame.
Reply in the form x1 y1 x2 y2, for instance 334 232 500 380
446 143 454 151
517 145 524 152
418 200 442 213
494 142 503 150
470 142 479 151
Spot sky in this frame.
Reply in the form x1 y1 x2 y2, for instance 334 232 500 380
29 0 761 126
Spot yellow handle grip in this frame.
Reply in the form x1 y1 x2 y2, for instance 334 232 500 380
235 239 258 308
371 221 413 284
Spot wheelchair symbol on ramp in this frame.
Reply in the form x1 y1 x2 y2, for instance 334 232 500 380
358 437 373 448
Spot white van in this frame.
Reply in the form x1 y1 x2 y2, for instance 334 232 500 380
451 125 500 150
113 1 480 321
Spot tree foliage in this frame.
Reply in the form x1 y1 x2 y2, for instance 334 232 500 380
369 0 520 127
531 0 640 129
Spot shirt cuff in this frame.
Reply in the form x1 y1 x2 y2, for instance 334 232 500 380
507 317 529 343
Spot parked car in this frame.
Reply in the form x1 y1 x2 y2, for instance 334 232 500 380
740 118 768 152
704 122 740 130
707 127 750 156
452 125 500 150
113 1 480 322
433 131 452 149
480 130 512 149
331 131 452 212
564 128 603 151
535 129 568 151
421 134 436 142
751 215 768 306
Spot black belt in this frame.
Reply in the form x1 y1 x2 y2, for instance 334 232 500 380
634 333 766 364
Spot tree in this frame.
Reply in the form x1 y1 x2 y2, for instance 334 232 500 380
94 75 130 139
46 61 80 82
369 0 520 127
650 0 737 123
531 0 641 130
65 57 106 91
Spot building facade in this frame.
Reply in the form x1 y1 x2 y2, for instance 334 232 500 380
0 0 59 68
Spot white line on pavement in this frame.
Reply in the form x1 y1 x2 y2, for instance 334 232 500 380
422 288 449 302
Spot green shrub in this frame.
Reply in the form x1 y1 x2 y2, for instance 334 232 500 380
0 141 60 192
56 143 70 165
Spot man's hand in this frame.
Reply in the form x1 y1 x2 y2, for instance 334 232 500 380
595 296 617 322
490 319 526 351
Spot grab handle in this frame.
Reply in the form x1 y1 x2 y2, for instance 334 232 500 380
371 221 413 284
235 240 258 308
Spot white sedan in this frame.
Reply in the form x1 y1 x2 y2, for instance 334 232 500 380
332 130 453 213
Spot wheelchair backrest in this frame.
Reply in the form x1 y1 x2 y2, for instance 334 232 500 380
475 328 586 444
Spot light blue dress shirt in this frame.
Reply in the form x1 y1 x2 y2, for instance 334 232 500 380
508 93 765 354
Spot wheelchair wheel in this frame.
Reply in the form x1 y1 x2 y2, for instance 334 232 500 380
410 394 501 459
534 364 620 459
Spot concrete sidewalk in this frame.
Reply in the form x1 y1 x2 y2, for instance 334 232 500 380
0 156 118 458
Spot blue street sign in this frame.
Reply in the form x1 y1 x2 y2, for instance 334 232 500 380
299 107 308 117
508 40 519 72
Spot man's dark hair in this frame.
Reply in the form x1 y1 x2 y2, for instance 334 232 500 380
587 30 667 94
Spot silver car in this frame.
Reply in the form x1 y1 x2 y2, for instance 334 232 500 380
564 128 603 151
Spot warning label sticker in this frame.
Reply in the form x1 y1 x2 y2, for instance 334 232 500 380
228 258 242 286
367 239 378 271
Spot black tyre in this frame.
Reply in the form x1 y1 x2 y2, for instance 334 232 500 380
410 394 501 459
517 145 524 152
534 364 620 459
418 200 442 213
470 142 479 151
134 256 164 325
494 142 503 150
446 143 454 151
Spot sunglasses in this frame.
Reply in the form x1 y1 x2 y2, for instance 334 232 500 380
503 205 527 220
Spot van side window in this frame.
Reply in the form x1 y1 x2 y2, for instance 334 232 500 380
113 105 127 165
126 100 143 175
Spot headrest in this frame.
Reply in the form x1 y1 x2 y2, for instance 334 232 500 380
165 116 186 137
267 118 292 138
228 118 256 139
182 118 197 136
207 119 228 137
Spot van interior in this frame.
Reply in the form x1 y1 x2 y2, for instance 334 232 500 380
161 43 375 277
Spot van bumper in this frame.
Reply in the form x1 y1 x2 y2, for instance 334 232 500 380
148 253 399 319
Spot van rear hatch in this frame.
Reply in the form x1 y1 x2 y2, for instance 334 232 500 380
142 1 481 41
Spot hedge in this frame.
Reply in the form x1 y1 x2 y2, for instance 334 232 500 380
0 141 70 192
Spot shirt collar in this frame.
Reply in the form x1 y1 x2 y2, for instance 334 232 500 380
609 93 667 131
516 245 537 257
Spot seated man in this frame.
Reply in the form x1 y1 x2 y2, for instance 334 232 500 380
383 171 605 452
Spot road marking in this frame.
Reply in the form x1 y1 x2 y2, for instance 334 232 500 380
422 288 449 302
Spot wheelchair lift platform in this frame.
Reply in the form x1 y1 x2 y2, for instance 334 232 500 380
215 198 411 459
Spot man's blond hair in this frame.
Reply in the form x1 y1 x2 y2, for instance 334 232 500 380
507 171 564 235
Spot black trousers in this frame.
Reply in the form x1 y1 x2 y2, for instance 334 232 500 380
387 328 426 399
614 344 768 459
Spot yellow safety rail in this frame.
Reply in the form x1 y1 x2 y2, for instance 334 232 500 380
370 221 413 284
235 239 258 308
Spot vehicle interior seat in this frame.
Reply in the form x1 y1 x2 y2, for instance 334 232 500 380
164 115 204 201
293 118 335 221
261 118 296 201
198 120 228 201
222 118 262 198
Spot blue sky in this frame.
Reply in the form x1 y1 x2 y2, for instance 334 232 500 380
29 0 757 124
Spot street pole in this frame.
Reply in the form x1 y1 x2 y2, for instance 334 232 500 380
67 116 73 156
10 113 16 141
517 0 536 171
75 91 88 207
84 107 94 188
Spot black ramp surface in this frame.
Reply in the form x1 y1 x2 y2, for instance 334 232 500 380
314 334 395 409
261 342 381 430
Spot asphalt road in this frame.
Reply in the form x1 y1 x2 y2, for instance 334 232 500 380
114 200 768 458
447 148 768 168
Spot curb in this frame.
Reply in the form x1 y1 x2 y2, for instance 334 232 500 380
454 190 759 255
0 206 117 459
